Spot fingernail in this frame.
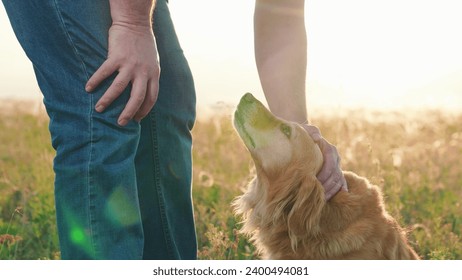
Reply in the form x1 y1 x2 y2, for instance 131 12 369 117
95 104 104 112
118 119 128 126
85 85 92 92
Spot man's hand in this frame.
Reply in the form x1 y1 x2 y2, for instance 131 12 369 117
85 0 159 126
303 124 348 200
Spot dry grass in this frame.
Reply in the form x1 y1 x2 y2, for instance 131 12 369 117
192 108 462 260
1 100 461 259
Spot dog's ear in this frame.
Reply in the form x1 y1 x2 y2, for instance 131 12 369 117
232 177 263 234
287 175 325 248
233 177 258 215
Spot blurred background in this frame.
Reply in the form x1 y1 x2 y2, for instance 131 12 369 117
1 0 462 115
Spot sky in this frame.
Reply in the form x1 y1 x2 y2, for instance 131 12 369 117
1 0 462 112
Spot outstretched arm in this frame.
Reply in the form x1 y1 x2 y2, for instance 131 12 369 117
86 0 160 126
254 0 347 199
254 0 307 123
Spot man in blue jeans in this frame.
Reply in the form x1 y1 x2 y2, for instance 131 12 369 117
2 0 346 259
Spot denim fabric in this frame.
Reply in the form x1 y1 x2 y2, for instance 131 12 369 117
2 0 197 259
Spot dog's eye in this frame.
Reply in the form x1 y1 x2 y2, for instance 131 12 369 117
280 124 292 138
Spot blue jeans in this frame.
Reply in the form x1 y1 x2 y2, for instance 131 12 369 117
2 0 197 259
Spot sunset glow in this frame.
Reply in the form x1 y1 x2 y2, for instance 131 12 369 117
1 0 461 112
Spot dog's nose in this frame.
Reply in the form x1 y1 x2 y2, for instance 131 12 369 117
243 92 255 103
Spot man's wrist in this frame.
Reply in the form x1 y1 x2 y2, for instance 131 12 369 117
109 0 155 28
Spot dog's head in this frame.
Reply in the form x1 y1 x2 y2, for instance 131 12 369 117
233 93 326 252
234 93 323 181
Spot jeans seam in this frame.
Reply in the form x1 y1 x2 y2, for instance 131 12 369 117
52 1 91 81
150 110 175 259
52 0 97 258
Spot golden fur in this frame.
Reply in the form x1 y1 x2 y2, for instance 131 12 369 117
233 93 419 260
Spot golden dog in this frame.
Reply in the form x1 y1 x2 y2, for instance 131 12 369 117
233 93 419 260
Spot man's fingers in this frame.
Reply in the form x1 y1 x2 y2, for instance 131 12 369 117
95 73 131 113
302 124 322 142
325 180 344 200
86 60 117 92
91 67 159 126
321 167 341 190
316 140 338 183
320 165 346 200
303 124 348 200
317 163 334 184
133 79 159 122
117 79 147 126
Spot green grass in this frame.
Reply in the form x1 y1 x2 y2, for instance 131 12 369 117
1 102 461 259
0 104 58 259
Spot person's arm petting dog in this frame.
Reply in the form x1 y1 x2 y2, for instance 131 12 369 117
86 0 160 126
254 0 347 200
254 0 307 123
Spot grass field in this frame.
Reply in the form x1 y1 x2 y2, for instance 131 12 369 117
0 101 461 260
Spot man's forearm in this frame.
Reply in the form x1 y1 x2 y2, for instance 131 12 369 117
254 0 307 123
109 0 156 28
